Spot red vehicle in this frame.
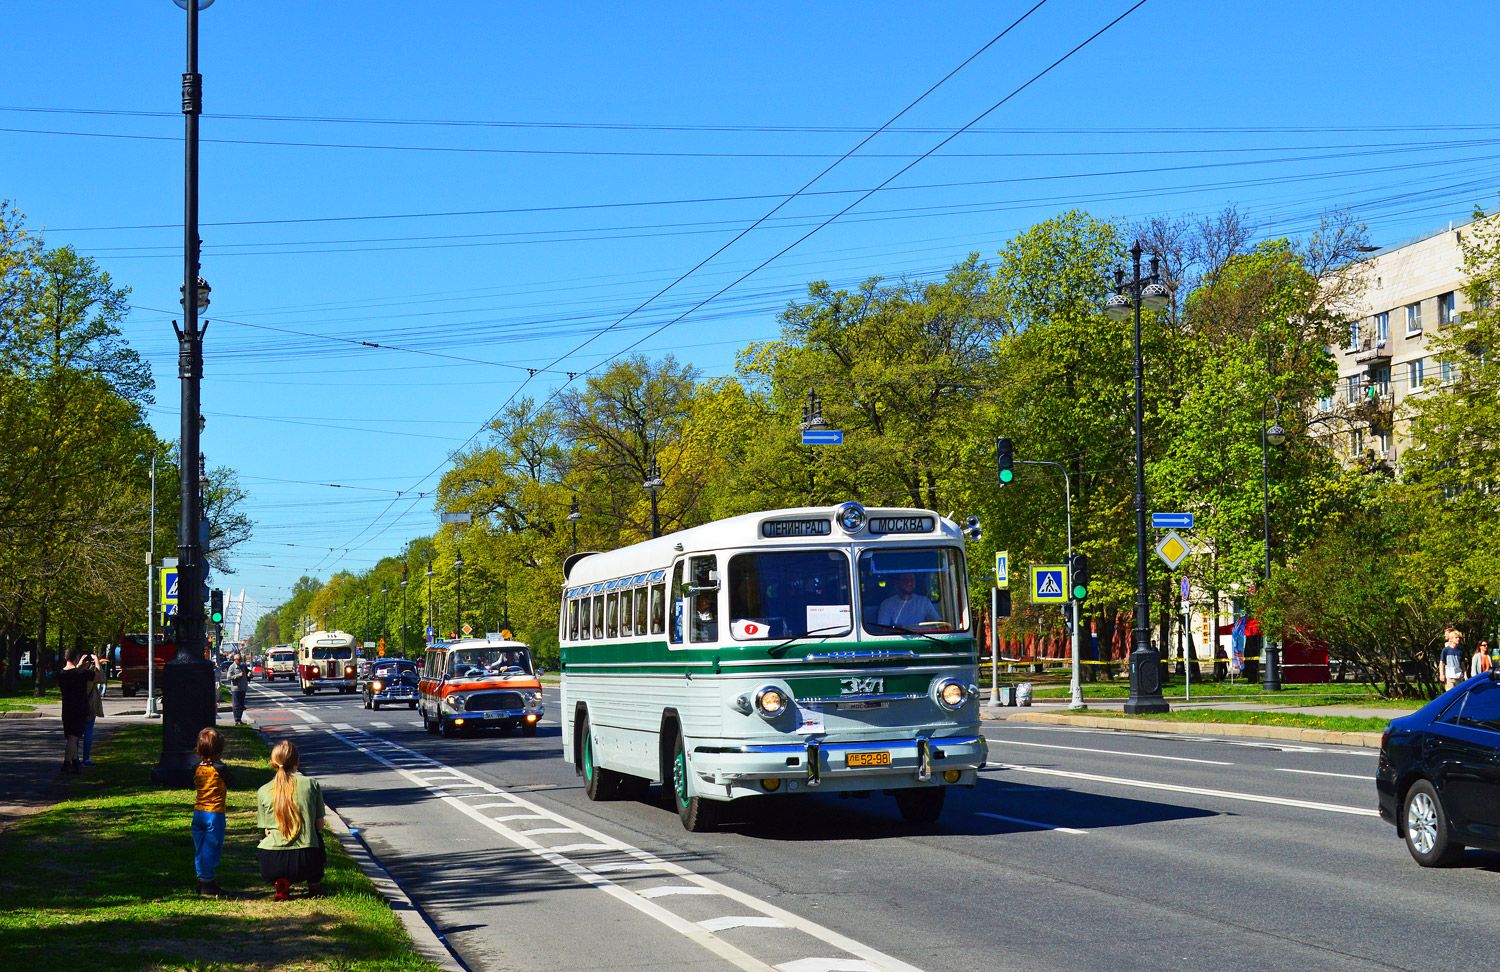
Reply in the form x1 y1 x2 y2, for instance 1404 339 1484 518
110 633 175 698
297 630 358 695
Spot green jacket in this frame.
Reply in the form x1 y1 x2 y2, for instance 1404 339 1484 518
255 773 325 850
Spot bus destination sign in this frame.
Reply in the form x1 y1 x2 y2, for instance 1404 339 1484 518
868 516 935 535
761 518 833 539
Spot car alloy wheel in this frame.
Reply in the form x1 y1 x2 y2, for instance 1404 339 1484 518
1407 790 1438 856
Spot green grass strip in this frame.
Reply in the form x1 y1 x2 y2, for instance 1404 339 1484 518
1083 708 1392 733
0 723 438 972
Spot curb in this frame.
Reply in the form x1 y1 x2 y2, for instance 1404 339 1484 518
1 710 43 719
323 809 467 972
983 709 1384 748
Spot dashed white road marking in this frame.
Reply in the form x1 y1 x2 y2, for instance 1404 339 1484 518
517 827 577 836
701 916 789 932
989 762 1379 816
492 813 547 822
331 723 354 731
975 811 1088 835
1275 768 1371 780
639 885 718 899
370 721 393 728
323 728 928 972
985 736 1233 766
551 843 615 853
471 802 522 810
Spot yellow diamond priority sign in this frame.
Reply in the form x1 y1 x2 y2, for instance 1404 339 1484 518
1154 530 1192 570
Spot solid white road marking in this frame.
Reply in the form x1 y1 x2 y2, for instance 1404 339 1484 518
551 843 615 853
492 813 547 822
639 885 718 899
589 862 670 873
324 728 928 972
470 802 521 810
989 763 1379 816
986 737 1233 766
1275 768 1372 780
701 916 789 932
518 827 578 836
778 961 879 972
975 811 1088 834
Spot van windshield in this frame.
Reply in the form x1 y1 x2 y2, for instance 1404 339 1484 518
269 652 294 662
448 647 533 677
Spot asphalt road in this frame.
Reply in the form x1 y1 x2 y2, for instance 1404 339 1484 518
245 681 1497 972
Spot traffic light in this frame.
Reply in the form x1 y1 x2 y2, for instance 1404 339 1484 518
992 588 1012 619
1069 553 1090 601
210 589 224 624
997 438 1014 485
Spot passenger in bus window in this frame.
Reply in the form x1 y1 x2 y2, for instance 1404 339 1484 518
692 592 719 642
877 572 940 628
635 588 649 636
651 584 666 636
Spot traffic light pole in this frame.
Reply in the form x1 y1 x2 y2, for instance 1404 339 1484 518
1013 458 1084 710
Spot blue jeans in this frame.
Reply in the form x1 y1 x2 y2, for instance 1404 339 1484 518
191 810 225 882
82 718 95 761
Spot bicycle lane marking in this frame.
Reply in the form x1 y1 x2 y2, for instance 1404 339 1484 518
322 727 930 972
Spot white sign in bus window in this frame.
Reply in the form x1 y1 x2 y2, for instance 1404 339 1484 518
805 604 851 635
730 619 773 639
796 704 825 734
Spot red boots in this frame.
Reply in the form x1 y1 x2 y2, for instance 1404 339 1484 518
273 879 291 902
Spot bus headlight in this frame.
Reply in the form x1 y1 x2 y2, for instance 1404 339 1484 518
754 686 789 719
936 679 968 710
344 665 355 676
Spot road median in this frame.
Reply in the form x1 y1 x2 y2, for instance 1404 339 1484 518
986 708 1385 748
0 722 439 972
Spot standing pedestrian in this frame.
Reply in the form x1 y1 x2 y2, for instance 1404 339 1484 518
1471 639 1493 677
191 728 234 896
1438 627 1466 692
57 648 93 774
256 740 326 901
227 652 250 725
80 652 105 766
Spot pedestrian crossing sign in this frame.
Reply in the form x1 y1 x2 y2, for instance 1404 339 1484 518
1029 564 1069 604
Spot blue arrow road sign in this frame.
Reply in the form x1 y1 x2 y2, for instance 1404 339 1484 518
1152 512 1194 529
801 429 844 445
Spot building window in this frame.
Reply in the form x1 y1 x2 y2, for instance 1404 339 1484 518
1438 292 1455 326
1378 431 1391 455
1441 356 1457 383
1374 366 1390 396
1346 375 1359 402
1353 430 1364 454
1347 320 1359 351
1410 357 1424 389
1406 302 1422 334
1376 312 1389 343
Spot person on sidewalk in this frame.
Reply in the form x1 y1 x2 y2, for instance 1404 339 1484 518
256 740 326 901
56 648 94 774
1471 639 1493 677
191 727 235 897
226 652 251 725
80 653 105 766
1438 627 1466 692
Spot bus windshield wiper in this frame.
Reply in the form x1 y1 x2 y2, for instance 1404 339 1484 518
767 624 853 657
867 622 949 647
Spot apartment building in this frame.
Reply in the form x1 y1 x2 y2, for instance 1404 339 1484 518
1323 212 1488 465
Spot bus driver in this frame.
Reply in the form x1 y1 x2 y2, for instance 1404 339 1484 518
877 572 940 628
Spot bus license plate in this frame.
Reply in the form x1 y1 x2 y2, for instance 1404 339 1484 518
846 751 891 768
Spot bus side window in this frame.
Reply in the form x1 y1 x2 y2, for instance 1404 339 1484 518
689 555 719 643
568 599 579 641
606 593 619 638
578 599 590 641
650 583 666 636
593 595 605 639
635 587 648 636
620 587 633 635
670 562 686 643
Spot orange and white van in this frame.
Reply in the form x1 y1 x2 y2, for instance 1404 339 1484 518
418 637 543 738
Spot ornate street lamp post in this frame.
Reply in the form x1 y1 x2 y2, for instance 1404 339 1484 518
1261 405 1288 691
643 455 664 538
567 493 582 555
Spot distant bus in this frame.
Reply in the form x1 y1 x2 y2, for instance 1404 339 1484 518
297 630 357 695
110 633 176 697
559 503 987 831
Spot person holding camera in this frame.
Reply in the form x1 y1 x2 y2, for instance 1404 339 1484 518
57 647 96 774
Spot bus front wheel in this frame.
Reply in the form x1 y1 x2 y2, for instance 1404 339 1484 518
894 786 946 826
580 717 621 801
671 730 720 832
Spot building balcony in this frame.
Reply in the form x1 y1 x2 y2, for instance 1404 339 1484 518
1355 343 1392 365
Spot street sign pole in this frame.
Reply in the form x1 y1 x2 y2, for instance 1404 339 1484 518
1015 459 1083 710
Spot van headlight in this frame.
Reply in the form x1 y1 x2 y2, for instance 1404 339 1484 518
936 678 968 710
447 695 465 711
754 685 789 719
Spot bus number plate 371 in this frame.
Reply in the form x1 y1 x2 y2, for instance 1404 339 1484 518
841 677 884 696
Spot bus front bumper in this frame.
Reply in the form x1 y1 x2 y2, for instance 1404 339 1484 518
692 735 986 793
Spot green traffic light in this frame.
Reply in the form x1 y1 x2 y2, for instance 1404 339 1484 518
999 469 1013 483
1072 585 1087 599
211 611 223 623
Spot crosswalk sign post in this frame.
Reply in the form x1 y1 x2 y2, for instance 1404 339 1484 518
1029 564 1069 604
995 550 1009 589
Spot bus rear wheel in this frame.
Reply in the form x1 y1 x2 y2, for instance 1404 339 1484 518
894 786 946 826
671 730 720 832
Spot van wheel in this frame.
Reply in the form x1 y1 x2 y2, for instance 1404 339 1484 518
371 699 381 711
440 718 454 738
671 730 720 832
895 787 946 826
581 717 621 801
522 721 538 738
424 709 438 735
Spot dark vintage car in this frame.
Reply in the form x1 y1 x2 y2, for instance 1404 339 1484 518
1377 670 1500 866
361 659 419 711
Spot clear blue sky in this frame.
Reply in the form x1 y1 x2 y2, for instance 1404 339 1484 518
6 1 1498 630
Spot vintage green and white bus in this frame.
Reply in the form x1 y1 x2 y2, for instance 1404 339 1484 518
559 502 987 831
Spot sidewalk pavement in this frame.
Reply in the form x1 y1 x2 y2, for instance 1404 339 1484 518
0 709 142 831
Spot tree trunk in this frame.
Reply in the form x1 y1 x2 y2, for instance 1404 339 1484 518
34 599 48 697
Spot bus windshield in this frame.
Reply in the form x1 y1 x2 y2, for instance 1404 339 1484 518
448 647 533 677
728 550 852 640
310 647 353 660
858 547 966 634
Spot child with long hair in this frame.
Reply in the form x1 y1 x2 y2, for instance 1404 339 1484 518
256 740 326 901
191 728 234 896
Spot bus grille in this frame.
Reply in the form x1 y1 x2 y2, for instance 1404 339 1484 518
466 691 524 711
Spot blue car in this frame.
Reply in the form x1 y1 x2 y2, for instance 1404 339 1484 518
1377 670 1500 866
